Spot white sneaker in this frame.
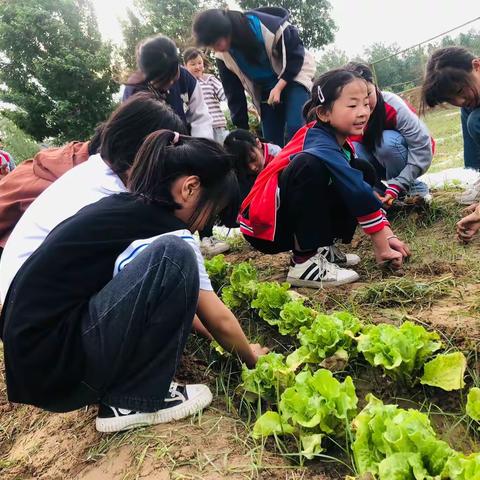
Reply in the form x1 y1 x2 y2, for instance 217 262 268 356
286 253 359 288
200 237 230 257
317 245 361 267
456 178 480 205
95 382 213 433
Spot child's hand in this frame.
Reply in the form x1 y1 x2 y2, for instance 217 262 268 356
374 246 403 270
388 236 411 258
248 343 269 366
462 202 479 215
379 193 394 208
456 207 480 243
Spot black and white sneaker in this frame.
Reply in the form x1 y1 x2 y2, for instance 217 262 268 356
95 382 213 433
286 252 359 288
317 245 360 267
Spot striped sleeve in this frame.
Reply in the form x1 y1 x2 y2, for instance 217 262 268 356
210 75 226 102
385 183 402 199
357 210 388 234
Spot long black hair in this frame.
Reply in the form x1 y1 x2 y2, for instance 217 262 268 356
422 46 479 109
128 130 239 229
223 129 258 180
344 62 386 150
127 35 180 92
303 69 367 122
193 9 261 64
100 92 186 177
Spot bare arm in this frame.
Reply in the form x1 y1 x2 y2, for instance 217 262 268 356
196 290 268 368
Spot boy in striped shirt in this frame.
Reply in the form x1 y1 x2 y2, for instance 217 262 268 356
184 48 228 144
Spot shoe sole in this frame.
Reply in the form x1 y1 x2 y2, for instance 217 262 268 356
286 272 360 289
95 387 213 433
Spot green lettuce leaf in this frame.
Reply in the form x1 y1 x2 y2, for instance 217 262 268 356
204 254 230 289
300 433 324 459
420 352 466 391
241 352 295 402
251 281 291 325
252 411 294 438
221 262 258 309
355 321 442 381
276 299 316 336
442 452 480 480
466 387 480 422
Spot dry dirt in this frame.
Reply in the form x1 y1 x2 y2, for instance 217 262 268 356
1 193 479 479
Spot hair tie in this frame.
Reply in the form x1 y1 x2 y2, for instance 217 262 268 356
317 85 325 104
171 131 180 145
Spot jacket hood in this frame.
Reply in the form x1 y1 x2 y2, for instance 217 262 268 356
32 141 90 182
247 7 290 26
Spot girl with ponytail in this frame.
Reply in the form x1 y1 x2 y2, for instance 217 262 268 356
1 130 268 435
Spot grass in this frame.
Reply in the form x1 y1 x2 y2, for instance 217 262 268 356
0 115 39 164
423 106 463 173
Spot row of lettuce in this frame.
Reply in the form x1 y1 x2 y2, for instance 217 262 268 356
204 255 480 479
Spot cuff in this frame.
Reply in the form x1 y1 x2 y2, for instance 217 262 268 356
385 183 402 199
357 210 388 235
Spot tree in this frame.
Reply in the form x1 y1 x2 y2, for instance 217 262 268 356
121 0 202 71
238 0 336 50
0 0 117 143
316 47 349 75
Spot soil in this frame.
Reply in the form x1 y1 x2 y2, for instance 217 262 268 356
1 192 479 479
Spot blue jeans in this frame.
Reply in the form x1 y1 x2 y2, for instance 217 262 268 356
260 82 310 147
353 130 429 197
461 107 480 170
77 235 199 413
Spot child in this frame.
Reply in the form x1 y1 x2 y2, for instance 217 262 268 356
193 7 315 147
0 128 102 251
182 46 230 256
0 139 16 179
0 130 268 433
422 46 480 205
123 34 214 140
238 69 410 288
184 47 228 144
0 92 186 304
345 62 434 205
224 128 280 201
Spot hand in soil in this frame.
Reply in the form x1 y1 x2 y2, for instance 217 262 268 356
456 204 480 243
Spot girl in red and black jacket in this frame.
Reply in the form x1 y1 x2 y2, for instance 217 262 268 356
238 69 410 289
346 62 434 205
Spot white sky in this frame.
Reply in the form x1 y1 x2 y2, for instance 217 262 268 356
93 0 480 57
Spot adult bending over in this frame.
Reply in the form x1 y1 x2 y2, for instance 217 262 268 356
193 7 315 147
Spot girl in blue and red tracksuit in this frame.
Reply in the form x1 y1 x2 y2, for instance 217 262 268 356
238 69 410 289
346 62 434 204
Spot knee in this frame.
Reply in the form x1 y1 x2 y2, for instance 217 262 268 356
376 130 407 158
466 109 480 138
150 235 197 272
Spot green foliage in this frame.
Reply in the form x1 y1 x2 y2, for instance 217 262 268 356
0 115 39 163
254 369 357 459
420 352 466 391
120 0 201 71
316 46 350 75
204 254 231 290
352 394 455 478
221 261 258 310
276 299 316 336
241 352 294 402
238 0 336 50
250 281 291 325
286 311 362 369
0 0 117 143
355 321 442 382
466 387 480 422
442 452 480 480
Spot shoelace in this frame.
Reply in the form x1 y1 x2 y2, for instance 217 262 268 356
329 245 346 262
169 382 179 395
313 252 339 279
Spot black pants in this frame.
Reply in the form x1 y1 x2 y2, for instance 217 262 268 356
246 154 376 254
69 235 199 413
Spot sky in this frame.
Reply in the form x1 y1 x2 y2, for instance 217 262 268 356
93 0 480 57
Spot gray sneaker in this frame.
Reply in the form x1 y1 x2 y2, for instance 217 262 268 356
456 178 480 205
